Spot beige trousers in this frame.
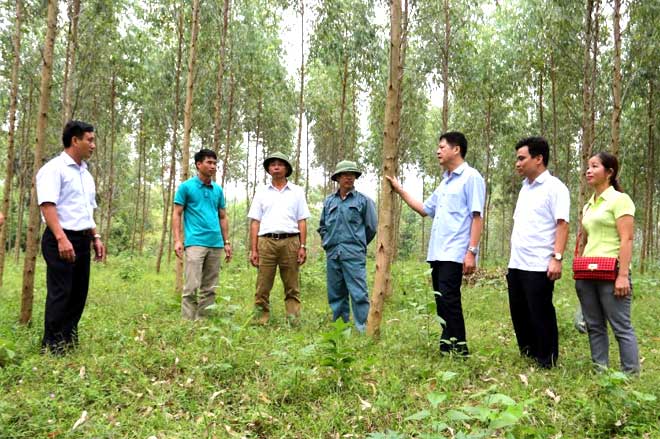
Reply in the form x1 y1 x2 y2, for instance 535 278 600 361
255 236 301 315
183 246 222 320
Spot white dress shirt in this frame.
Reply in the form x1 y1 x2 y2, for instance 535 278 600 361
36 151 98 231
248 181 310 235
509 170 570 271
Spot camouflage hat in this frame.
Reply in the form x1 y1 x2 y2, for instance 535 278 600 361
263 151 293 177
331 160 362 181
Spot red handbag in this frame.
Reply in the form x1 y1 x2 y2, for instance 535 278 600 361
572 226 618 281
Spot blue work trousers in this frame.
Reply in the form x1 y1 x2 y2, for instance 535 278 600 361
326 255 370 332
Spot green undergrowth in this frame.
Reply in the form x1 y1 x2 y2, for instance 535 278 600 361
0 254 658 438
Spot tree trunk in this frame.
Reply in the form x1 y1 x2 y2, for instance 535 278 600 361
337 54 349 161
441 0 450 132
550 52 559 175
590 0 600 151
253 99 261 199
156 8 184 273
139 178 149 254
221 73 236 187
481 96 492 261
610 0 622 157
20 0 58 324
212 0 231 156
305 123 310 199
0 0 23 286
176 0 201 294
640 79 655 273
131 114 144 251
14 84 34 263
61 0 80 123
539 66 545 137
103 71 117 259
578 0 594 230
367 0 404 337
294 0 305 184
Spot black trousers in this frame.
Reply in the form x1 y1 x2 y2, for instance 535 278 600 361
506 268 558 367
430 261 468 355
41 228 91 352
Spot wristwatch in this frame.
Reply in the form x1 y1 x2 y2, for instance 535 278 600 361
93 234 102 240
467 246 478 255
553 252 563 261
300 244 307 249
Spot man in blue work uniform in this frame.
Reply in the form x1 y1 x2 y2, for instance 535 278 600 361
318 160 377 332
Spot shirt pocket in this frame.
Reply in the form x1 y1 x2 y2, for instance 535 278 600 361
347 205 362 224
442 192 464 213
325 205 339 227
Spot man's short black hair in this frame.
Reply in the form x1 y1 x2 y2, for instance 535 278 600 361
515 136 549 167
62 120 94 148
194 148 217 164
439 131 468 158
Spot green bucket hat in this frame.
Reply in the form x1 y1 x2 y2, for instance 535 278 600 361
263 152 293 177
331 160 362 181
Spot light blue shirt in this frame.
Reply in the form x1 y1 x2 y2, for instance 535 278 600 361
174 176 226 248
36 151 97 231
423 162 485 263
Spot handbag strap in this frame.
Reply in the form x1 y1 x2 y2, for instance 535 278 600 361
575 203 590 257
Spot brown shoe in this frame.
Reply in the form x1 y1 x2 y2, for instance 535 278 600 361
285 299 301 325
254 308 269 325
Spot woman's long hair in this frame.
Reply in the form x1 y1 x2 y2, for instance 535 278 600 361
592 151 623 192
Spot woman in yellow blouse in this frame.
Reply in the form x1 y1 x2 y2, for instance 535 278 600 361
575 152 639 373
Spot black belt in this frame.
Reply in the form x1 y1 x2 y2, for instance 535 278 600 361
62 229 92 237
262 232 299 240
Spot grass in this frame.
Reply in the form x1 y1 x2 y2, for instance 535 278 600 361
0 252 658 438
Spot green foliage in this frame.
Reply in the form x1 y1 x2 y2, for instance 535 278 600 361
0 256 658 437
318 318 356 388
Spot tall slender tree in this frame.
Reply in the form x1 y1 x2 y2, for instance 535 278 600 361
20 0 59 324
0 0 23 286
367 0 405 337
175 0 201 293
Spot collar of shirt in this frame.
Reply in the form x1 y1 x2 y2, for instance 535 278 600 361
334 188 356 199
442 161 467 180
588 185 616 206
268 180 291 192
60 151 87 171
194 175 214 188
523 169 550 187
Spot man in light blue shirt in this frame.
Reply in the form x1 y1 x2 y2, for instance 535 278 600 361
387 131 485 356
318 160 377 332
173 149 232 320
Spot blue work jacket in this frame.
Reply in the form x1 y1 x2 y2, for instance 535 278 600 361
318 189 377 259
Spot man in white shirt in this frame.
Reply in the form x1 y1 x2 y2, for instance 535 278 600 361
248 152 310 324
36 120 105 354
507 136 569 368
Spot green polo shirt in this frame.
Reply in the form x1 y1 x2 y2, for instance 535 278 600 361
582 186 634 257
174 176 226 248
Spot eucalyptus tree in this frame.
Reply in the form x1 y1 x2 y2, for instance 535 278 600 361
625 0 659 270
367 0 405 337
0 0 23 287
308 0 381 168
20 0 58 324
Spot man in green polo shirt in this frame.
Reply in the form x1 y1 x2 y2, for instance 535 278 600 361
173 149 232 320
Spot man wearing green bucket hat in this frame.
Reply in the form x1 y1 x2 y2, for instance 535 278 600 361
248 152 310 324
318 160 377 333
